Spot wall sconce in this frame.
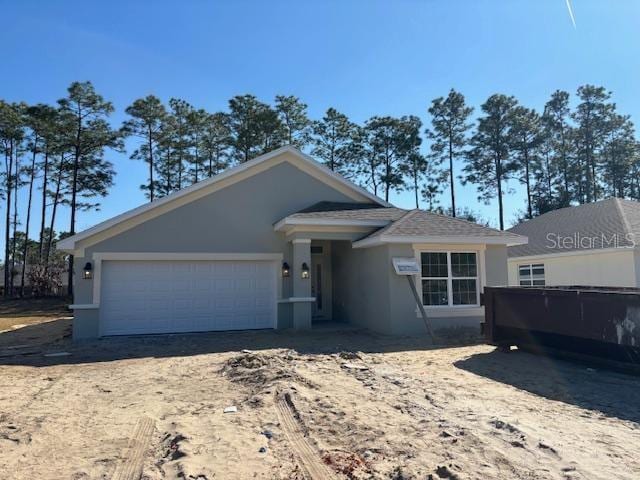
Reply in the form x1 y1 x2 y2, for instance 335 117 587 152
301 262 310 279
282 262 290 277
83 262 93 280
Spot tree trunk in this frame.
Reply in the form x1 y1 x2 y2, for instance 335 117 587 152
3 142 13 298
68 111 82 297
10 152 20 294
45 155 64 274
496 156 504 231
39 148 49 260
385 155 391 202
194 147 199 183
591 162 598 201
448 134 456 217
148 126 154 202
21 145 38 296
525 149 532 220
545 152 552 204
560 128 569 205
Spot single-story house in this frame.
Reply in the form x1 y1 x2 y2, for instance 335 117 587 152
58 146 526 339
507 198 640 287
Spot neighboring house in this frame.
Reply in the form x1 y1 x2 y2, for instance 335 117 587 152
508 198 640 287
58 146 525 339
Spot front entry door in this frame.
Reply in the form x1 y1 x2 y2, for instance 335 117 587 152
311 242 332 321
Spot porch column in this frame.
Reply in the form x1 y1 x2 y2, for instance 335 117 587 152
291 238 312 329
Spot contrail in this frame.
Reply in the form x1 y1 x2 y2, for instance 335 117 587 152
565 0 577 29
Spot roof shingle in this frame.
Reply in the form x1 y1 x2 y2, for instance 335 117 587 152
508 198 639 258
287 202 406 222
365 209 524 240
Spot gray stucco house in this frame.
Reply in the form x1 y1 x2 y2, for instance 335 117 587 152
58 146 526 339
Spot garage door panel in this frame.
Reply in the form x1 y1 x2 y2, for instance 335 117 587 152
100 259 276 335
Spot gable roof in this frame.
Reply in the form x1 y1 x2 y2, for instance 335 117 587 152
508 198 640 258
352 209 527 248
58 146 390 254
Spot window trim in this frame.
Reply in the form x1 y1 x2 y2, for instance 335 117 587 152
418 249 482 308
518 263 545 287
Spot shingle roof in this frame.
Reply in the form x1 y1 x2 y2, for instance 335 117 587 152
364 209 524 240
281 203 526 246
287 202 406 222
508 198 639 258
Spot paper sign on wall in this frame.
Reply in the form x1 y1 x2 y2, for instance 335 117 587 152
392 257 420 275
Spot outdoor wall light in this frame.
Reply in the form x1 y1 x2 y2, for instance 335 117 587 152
83 262 93 280
301 262 310 279
282 262 290 277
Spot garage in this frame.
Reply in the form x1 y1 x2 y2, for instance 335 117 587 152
99 259 277 336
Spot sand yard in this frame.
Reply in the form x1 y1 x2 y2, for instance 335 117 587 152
0 314 639 480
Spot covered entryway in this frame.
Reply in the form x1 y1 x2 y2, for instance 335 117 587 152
99 259 277 336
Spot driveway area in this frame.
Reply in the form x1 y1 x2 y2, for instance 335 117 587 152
0 316 639 480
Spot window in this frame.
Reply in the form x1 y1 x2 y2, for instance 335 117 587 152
420 251 479 306
518 264 545 286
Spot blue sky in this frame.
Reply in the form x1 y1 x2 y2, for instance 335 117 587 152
1 0 639 243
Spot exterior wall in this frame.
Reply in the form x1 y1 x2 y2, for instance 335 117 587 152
332 241 392 333
73 308 100 339
332 242 507 336
508 248 638 287
72 161 370 338
485 244 508 286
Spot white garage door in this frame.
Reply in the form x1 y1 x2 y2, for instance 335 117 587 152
100 260 277 336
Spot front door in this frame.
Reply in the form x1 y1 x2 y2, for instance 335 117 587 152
311 242 332 321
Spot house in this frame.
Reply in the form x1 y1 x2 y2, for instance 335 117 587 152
507 198 640 287
58 146 526 339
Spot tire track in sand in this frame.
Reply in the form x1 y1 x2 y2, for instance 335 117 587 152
275 392 336 480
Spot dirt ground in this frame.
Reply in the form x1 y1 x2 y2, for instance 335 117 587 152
0 315 639 480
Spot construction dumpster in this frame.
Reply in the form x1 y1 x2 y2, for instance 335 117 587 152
482 286 640 365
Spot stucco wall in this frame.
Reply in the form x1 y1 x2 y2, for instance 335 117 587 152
485 244 508 286
332 242 504 336
332 241 392 333
74 161 365 307
507 248 638 287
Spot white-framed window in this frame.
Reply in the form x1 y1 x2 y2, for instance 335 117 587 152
518 263 545 286
420 251 479 307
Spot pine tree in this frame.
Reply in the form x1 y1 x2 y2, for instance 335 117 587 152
122 95 167 201
27 105 59 261
542 90 574 206
0 101 25 297
167 98 194 190
463 94 519 230
510 106 543 219
57 81 120 295
228 95 282 163
201 112 231 177
274 95 310 148
311 108 357 176
21 105 54 294
601 113 636 198
426 89 473 217
572 85 614 203
365 115 422 202
400 152 428 208
186 108 208 183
